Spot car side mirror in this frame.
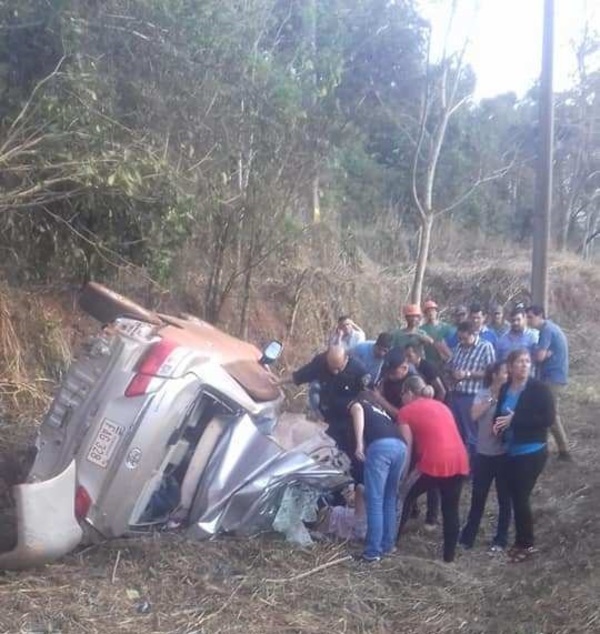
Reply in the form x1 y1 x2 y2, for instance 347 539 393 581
260 340 283 365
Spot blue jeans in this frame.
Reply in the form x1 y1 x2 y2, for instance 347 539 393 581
449 392 477 464
363 437 407 558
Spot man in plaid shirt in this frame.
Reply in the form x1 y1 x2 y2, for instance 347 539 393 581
447 321 496 462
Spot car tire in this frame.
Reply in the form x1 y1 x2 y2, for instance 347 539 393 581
78 282 162 325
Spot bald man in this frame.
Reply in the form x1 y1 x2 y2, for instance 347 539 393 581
280 345 371 453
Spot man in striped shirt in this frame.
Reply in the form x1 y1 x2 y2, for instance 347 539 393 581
447 321 496 462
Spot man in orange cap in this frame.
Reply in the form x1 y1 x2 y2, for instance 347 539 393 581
420 299 454 369
391 304 433 351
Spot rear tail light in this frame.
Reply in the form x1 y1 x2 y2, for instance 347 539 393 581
124 373 155 398
125 339 181 397
75 485 92 520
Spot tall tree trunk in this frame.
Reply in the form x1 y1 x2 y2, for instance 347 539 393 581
286 268 309 339
410 214 433 304
555 162 569 251
238 220 256 339
205 240 225 323
582 208 599 261
204 211 232 324
308 0 320 224
556 212 569 251
239 262 252 339
311 173 321 223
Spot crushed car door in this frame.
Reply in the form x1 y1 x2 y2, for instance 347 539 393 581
187 414 349 539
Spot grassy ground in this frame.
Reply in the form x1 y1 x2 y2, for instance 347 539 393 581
1 267 599 634
0 374 598 634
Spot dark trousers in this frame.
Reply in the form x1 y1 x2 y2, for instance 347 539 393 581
460 453 511 548
425 488 440 523
399 474 464 562
411 488 440 523
406 439 439 523
506 448 547 548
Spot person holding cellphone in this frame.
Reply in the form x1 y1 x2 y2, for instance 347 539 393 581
459 361 511 552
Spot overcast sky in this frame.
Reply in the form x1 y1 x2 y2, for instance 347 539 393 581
418 0 600 100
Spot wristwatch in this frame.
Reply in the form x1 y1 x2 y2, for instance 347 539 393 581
488 396 497 405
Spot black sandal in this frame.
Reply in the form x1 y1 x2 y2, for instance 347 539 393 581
508 546 537 563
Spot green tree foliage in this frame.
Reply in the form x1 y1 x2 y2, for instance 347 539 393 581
0 0 599 316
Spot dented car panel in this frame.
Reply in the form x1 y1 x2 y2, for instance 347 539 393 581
0 460 82 570
0 283 348 569
189 414 349 538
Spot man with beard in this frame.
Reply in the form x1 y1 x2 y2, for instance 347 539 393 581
496 307 539 362
350 332 393 387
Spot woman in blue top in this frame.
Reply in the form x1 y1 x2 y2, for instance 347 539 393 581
493 348 555 563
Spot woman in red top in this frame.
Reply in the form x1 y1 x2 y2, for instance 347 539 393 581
397 376 469 562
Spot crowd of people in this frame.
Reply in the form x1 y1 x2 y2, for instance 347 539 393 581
276 302 569 564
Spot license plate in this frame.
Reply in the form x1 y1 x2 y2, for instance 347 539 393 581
87 419 124 468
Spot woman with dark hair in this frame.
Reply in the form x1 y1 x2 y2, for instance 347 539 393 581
350 393 408 562
396 376 469 562
459 361 511 551
493 348 555 563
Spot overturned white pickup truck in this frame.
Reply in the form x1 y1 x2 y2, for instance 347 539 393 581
0 283 349 569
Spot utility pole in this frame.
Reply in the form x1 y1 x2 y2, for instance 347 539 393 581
531 0 555 312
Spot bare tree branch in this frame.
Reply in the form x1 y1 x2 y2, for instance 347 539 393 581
436 159 517 216
447 92 471 117
411 26 433 221
1 56 65 151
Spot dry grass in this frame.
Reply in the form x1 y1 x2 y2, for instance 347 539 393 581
0 289 47 415
0 376 599 634
0 284 80 453
1 260 600 633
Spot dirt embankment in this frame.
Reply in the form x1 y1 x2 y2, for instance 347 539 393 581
2 252 598 423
